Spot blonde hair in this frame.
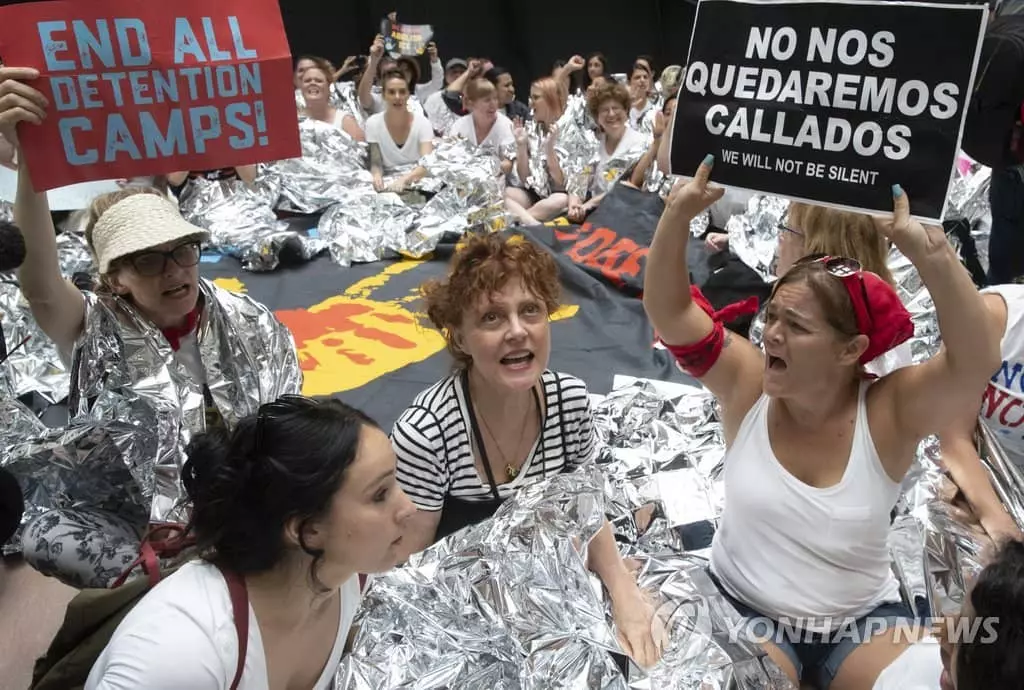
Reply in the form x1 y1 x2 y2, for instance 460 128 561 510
788 202 895 286
465 78 496 103
531 77 567 119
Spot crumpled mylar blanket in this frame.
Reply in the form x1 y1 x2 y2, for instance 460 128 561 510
339 457 794 689
0 281 69 403
3 279 302 535
260 118 374 215
56 231 96 277
179 175 324 272
317 136 509 266
0 397 49 553
942 157 992 275
569 134 650 201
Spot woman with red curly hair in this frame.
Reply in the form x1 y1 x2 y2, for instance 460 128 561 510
391 232 662 667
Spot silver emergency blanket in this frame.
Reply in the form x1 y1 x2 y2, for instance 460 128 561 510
726 194 788 281
56 230 96 277
339 367 1023 687
178 176 324 272
0 281 68 403
317 136 510 266
942 158 992 274
3 279 302 533
568 131 649 201
0 199 12 222
0 397 50 553
340 451 794 689
262 118 373 214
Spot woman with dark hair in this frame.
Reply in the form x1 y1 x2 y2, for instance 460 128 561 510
391 233 663 667
485 66 530 121
85 396 415 689
644 159 1001 689
366 70 435 193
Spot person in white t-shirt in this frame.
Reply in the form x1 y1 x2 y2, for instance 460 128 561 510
365 71 435 193
86 395 416 689
938 283 1024 544
299 58 365 142
567 81 648 223
448 78 516 177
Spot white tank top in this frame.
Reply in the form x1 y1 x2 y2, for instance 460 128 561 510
980 284 1024 469
710 381 903 631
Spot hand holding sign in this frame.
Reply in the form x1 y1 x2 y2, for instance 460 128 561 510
0 0 300 190
665 156 726 227
0 67 48 148
873 184 949 262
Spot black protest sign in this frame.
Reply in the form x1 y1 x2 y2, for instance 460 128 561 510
670 0 987 222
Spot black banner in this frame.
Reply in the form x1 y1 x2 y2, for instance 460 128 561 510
670 0 987 222
199 189 689 429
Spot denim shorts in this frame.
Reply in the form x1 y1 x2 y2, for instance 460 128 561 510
707 569 916 689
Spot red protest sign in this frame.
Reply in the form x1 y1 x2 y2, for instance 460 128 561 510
0 0 300 191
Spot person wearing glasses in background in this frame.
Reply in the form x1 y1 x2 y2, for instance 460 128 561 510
86 396 415 689
0 66 301 588
644 159 1002 690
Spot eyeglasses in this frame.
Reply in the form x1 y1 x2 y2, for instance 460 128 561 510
803 254 874 330
126 241 201 277
777 220 804 238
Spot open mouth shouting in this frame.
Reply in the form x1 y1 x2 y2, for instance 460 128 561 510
162 283 193 301
766 353 788 372
500 350 535 370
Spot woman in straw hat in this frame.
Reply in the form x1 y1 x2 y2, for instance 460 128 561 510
0 66 302 588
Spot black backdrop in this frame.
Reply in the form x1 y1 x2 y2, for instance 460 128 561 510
281 0 698 97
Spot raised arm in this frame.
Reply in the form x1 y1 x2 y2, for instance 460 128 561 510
358 35 385 112
642 157 765 439
876 189 1003 445
0 67 86 354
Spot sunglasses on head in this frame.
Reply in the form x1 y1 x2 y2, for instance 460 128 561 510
125 240 201 277
799 254 874 329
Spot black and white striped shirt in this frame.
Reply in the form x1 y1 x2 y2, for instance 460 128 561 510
391 370 598 511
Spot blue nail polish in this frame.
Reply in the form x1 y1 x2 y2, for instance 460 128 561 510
703 154 715 166
892 184 903 198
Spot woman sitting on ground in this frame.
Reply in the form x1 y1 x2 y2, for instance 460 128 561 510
504 77 571 225
643 158 1001 689
365 70 435 194
449 79 516 177
567 81 647 223
628 63 657 133
85 396 415 689
1 65 301 588
299 57 365 141
391 233 662 667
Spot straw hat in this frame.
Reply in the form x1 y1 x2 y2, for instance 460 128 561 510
91 194 210 273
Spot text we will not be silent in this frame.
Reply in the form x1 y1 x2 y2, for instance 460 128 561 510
721 149 879 185
39 16 269 165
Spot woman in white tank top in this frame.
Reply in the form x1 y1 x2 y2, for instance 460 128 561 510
643 158 1002 690
938 283 1024 544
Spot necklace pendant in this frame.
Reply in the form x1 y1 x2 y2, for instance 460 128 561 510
506 464 519 480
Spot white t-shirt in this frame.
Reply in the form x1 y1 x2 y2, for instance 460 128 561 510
364 112 434 172
85 561 361 690
980 284 1024 469
449 112 515 151
872 637 943 689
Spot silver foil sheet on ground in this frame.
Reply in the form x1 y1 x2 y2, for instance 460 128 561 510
943 158 991 274
0 282 69 403
339 460 793 689
3 279 302 533
262 118 373 215
178 176 324 272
